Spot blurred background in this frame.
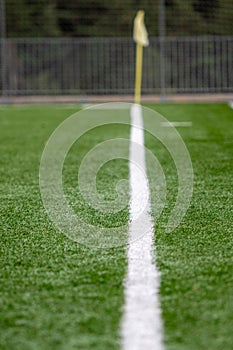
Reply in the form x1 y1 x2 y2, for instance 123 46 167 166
0 0 232 97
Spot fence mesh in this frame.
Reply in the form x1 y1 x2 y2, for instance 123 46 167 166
1 37 232 95
0 1 233 96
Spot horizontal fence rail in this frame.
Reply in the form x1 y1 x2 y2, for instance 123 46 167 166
0 37 232 96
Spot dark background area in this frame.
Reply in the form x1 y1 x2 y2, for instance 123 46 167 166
4 0 233 38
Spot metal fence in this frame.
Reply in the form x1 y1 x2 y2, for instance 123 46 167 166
0 36 232 96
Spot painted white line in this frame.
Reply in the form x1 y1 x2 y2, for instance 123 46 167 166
229 101 233 109
81 103 95 109
82 103 130 110
54 105 79 109
161 121 192 127
121 104 164 350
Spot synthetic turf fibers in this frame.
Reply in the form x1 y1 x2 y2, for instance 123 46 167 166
0 106 129 350
0 103 232 350
146 103 233 350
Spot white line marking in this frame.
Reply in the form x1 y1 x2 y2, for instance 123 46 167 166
161 121 192 127
121 104 164 350
229 101 233 109
82 103 130 110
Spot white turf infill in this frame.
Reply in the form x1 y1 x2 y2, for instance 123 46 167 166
121 104 164 350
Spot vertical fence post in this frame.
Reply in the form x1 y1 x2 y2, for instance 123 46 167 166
0 0 7 99
159 0 166 99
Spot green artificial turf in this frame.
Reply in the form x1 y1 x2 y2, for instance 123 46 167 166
0 105 129 350
145 103 233 350
0 103 232 350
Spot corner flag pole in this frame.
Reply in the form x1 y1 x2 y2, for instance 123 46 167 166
133 10 149 104
135 43 143 104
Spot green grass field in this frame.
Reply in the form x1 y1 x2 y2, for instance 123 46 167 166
0 103 232 350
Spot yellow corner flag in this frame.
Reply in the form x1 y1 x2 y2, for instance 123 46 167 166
133 10 149 104
133 10 149 47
